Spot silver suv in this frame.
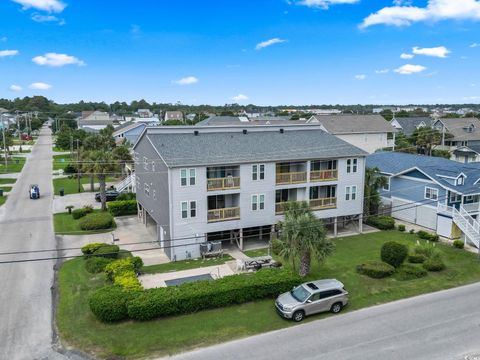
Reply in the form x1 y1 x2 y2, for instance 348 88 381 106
275 279 348 322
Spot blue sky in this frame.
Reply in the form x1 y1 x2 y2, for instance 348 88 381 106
0 0 479 105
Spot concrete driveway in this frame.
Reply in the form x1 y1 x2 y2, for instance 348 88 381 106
52 192 101 214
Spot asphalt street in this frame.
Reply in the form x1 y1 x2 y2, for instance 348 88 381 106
0 127 66 360
168 282 480 360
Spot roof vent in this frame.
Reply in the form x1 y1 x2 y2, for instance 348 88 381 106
243 129 247 135
280 128 284 134
194 130 199 136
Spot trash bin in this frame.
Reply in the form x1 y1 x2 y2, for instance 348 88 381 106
59 188 64 196
0 189 3 197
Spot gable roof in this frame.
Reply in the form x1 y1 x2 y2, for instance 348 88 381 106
367 151 480 195
391 117 434 136
433 117 480 141
136 125 367 168
113 122 146 136
308 115 395 134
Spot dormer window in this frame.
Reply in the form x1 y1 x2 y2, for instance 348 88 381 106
457 176 464 186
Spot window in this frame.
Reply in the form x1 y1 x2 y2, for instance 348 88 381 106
252 194 265 211
319 289 342 299
144 183 150 197
189 169 196 185
450 193 462 203
180 169 187 186
143 157 148 171
383 178 390 191
425 187 439 200
457 176 464 186
181 201 196 219
345 186 357 201
347 158 358 173
252 164 265 181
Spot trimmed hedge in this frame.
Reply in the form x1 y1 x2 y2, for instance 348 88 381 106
107 200 138 217
408 254 426 264
104 257 144 291
396 264 427 281
397 224 406 232
89 286 139 322
72 208 89 220
381 241 408 268
417 230 439 242
356 260 395 279
366 216 395 230
126 269 301 321
85 257 114 274
453 240 464 249
423 255 446 272
79 212 115 231
93 244 120 259
117 192 136 201
413 244 437 258
81 242 107 255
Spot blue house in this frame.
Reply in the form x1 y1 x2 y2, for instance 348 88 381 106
367 152 480 247
113 122 147 146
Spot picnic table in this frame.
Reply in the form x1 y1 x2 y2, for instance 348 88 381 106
244 255 273 270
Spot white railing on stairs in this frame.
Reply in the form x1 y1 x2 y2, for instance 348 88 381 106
116 173 135 193
438 204 480 248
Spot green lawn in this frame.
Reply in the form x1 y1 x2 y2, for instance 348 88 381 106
243 247 270 258
0 178 16 185
0 157 26 173
53 176 119 195
142 256 233 274
0 196 6 207
0 186 12 192
57 231 480 359
53 154 74 171
13 139 35 145
53 146 67 152
53 210 116 235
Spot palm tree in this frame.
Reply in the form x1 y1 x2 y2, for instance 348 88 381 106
364 167 388 217
277 201 334 277
113 145 132 178
81 151 117 211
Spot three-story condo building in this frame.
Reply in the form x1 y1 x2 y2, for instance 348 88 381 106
133 125 367 261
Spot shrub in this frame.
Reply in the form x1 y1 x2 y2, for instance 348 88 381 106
396 264 428 281
93 244 120 259
408 254 426 264
453 240 464 249
107 200 138 217
270 238 283 256
366 216 395 230
72 208 88 220
79 212 115 231
381 241 408 268
105 258 136 281
63 163 77 174
89 286 138 322
356 260 395 279
417 231 439 242
126 269 300 321
398 224 406 232
409 229 415 234
115 272 143 291
81 242 107 255
85 257 114 274
423 255 446 272
117 192 136 201
413 243 438 258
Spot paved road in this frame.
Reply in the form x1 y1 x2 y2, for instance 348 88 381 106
169 282 480 360
0 127 66 360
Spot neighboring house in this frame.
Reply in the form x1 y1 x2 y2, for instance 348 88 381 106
113 122 147 146
164 111 184 122
137 109 153 118
133 125 367 261
307 115 396 153
367 152 480 247
196 116 249 126
77 110 117 132
390 117 434 137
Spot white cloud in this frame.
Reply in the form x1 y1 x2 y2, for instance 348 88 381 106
360 0 480 29
400 53 414 59
173 76 199 85
294 0 359 9
29 82 51 90
355 74 366 80
31 14 64 24
0 49 19 57
412 46 450 58
32 53 85 67
231 94 249 102
394 64 427 74
9 85 22 92
12 0 66 12
471 43 480 48
375 69 390 74
255 38 287 50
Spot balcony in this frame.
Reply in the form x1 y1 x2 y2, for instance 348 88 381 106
310 197 337 210
208 207 240 223
276 172 307 185
310 169 338 182
207 176 240 191
275 201 301 215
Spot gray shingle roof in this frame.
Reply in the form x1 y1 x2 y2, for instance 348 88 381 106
367 152 480 195
392 117 434 136
434 117 480 141
309 115 395 134
144 127 367 167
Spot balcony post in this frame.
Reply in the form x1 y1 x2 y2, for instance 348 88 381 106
334 217 338 237
239 228 244 250
358 214 363 233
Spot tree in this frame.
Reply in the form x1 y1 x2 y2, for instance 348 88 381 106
277 202 334 277
412 127 441 156
0 128 13 155
364 167 388 217
394 132 415 153
81 151 117 211
113 145 133 177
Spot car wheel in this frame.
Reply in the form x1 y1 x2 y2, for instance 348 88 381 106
331 302 343 314
292 310 305 322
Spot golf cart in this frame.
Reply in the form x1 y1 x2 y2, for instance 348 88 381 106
29 184 40 199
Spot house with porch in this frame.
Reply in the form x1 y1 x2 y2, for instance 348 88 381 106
133 124 367 261
367 152 480 248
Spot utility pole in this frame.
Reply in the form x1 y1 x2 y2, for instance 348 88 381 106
1 116 8 170
76 139 81 193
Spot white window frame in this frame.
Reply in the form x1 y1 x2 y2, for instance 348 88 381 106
144 183 150 197
181 201 196 219
345 186 357 201
425 187 439 201
181 201 188 219
189 168 196 186
457 176 464 186
347 158 358 174
382 178 390 191
252 165 258 181
252 164 265 181
449 193 462 203
180 169 187 187
252 194 258 210
259 164 265 180
251 194 265 211
190 201 196 218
